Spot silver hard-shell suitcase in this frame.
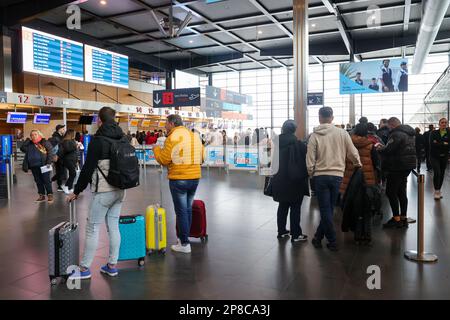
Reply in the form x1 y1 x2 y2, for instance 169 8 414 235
48 201 79 285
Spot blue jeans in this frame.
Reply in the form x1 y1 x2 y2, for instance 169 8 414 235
169 179 199 245
80 190 125 268
313 175 342 245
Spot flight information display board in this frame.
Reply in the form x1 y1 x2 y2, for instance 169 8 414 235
22 27 84 81
85 45 129 88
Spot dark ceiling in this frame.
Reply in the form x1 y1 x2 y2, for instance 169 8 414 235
1 0 450 75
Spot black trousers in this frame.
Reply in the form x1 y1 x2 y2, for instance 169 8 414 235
430 156 448 190
425 149 432 170
64 163 77 190
386 171 410 217
277 198 303 238
31 167 53 196
54 160 65 187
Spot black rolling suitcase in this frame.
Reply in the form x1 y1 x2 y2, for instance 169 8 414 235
48 201 79 285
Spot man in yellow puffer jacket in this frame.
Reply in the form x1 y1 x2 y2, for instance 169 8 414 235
154 114 205 254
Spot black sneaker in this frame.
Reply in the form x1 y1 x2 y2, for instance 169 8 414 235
311 238 322 248
383 218 402 229
326 243 338 252
400 219 409 228
277 230 290 239
291 235 308 243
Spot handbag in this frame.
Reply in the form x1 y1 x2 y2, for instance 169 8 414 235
263 176 273 197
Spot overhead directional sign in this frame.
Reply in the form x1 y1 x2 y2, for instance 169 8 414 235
307 92 324 105
205 86 250 105
152 88 200 108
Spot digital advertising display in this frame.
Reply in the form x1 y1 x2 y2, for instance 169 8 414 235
85 45 129 88
7 112 28 124
33 113 51 124
340 58 409 94
22 27 84 81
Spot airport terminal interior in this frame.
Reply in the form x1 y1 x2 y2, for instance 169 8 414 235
0 0 450 300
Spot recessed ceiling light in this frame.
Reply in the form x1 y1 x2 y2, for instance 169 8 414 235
100 0 107 5
311 24 316 28
372 15 376 20
258 30 263 34
189 40 193 43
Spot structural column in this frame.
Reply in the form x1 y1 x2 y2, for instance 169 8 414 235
349 55 356 126
0 27 12 92
293 0 309 139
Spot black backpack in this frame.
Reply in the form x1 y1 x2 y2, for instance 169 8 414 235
97 136 140 189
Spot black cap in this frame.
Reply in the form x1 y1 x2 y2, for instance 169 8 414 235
55 124 65 131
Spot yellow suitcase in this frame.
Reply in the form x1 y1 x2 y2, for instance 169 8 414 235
146 205 167 254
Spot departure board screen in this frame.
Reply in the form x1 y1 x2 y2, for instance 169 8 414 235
22 27 84 81
85 45 129 88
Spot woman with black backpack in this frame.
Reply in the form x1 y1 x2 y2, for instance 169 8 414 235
270 120 309 243
58 129 79 194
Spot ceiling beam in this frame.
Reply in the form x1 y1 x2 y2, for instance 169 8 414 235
403 0 412 32
248 0 293 39
321 0 353 55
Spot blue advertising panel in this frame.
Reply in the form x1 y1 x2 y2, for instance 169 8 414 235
83 134 91 158
33 113 51 124
22 27 84 81
205 146 225 166
7 112 27 124
340 58 409 94
226 148 258 170
0 135 13 174
85 45 129 88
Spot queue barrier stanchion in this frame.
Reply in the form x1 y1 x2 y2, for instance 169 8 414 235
5 157 11 200
404 170 438 263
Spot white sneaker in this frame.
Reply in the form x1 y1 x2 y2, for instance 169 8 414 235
62 186 74 195
434 191 441 200
171 242 191 253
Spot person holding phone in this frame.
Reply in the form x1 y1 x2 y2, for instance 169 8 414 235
430 118 450 200
20 130 54 203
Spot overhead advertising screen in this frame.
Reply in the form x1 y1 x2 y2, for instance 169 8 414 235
22 27 84 81
340 58 409 94
85 45 129 88
33 113 51 124
7 112 28 124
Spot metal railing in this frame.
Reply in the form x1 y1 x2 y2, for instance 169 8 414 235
404 170 438 263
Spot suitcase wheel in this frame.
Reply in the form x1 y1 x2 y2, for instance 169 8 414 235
158 248 166 255
147 249 153 256
201 235 208 242
138 258 145 266
50 277 58 286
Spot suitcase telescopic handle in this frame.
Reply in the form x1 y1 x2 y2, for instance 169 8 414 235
120 216 137 224
69 201 77 227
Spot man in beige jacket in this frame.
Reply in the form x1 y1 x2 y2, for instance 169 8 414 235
307 107 361 251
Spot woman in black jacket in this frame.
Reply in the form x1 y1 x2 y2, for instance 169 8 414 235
58 129 79 194
271 120 309 243
429 118 450 200
20 130 54 203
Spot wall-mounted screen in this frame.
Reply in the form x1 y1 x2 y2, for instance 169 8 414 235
78 115 93 124
22 27 84 81
33 113 51 124
7 112 28 124
85 45 129 88
340 58 409 94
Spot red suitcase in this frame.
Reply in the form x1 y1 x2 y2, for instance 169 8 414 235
176 200 208 242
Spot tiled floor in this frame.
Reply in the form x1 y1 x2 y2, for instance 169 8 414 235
0 166 449 300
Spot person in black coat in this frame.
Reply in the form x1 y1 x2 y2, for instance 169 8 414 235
423 124 434 171
377 117 416 229
429 118 450 200
271 120 309 243
58 129 79 193
20 130 54 203
415 127 425 173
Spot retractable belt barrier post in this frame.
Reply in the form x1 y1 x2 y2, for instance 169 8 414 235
404 170 438 263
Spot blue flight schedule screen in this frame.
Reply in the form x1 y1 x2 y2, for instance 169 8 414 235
86 45 128 88
22 27 84 80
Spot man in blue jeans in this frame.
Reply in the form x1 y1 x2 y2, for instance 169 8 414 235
306 107 361 251
67 107 126 279
154 115 204 254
